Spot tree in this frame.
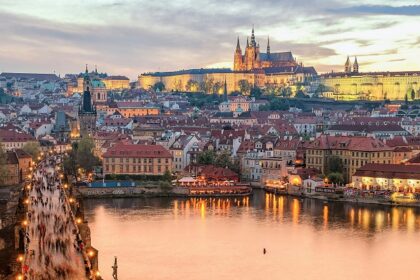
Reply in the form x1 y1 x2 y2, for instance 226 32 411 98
250 86 262 99
153 82 165 92
76 137 100 172
295 90 308 99
22 141 41 161
238 80 250 95
327 172 344 184
405 93 409 105
186 80 199 92
212 82 223 94
0 142 8 186
411 89 415 101
197 150 216 165
327 155 343 174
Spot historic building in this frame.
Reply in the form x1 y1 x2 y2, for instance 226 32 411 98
66 67 107 104
78 67 97 138
234 27 297 71
138 28 316 93
102 143 172 176
321 57 420 101
102 76 130 90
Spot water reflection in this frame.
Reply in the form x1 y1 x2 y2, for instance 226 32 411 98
84 190 420 233
83 190 420 280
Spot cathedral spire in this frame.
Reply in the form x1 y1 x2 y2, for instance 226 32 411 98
344 56 352 73
251 25 256 46
236 36 241 52
85 64 88 74
267 36 270 55
95 65 98 74
353 56 359 73
246 37 249 47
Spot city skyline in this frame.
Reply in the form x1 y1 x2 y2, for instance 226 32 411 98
0 0 419 79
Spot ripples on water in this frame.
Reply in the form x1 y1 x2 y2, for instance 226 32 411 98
84 190 420 280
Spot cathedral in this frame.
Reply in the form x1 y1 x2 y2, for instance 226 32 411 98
78 66 97 138
234 27 298 71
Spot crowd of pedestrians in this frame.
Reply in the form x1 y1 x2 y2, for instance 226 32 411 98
22 156 87 280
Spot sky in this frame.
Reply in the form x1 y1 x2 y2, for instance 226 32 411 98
0 0 419 80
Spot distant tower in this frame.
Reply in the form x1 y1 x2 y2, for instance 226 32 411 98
223 78 228 101
267 36 270 56
353 57 359 73
78 65 97 138
344 56 352 73
234 37 243 71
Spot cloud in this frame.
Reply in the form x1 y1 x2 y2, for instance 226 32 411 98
329 5 420 16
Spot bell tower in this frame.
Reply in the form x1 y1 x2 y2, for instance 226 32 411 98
78 65 97 138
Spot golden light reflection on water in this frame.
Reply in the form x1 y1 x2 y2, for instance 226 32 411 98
84 192 420 280
169 193 420 232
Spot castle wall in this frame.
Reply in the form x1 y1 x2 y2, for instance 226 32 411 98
321 73 420 101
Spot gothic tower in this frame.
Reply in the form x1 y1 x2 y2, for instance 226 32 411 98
78 65 97 138
344 56 352 73
353 57 359 73
234 37 243 71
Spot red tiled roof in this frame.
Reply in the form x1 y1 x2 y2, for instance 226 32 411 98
307 135 392 151
0 129 34 142
103 144 171 158
354 163 420 180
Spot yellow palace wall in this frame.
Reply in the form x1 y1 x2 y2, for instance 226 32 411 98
321 73 420 101
138 71 301 93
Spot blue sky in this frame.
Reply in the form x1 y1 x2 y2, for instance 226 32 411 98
0 0 419 79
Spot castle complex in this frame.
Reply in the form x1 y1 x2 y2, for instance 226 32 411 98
234 28 297 71
138 28 316 93
321 57 420 101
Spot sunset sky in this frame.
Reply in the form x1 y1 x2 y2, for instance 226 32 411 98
0 0 419 79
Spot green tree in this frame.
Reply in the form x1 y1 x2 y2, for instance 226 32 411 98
22 141 41 161
214 152 232 168
250 86 262 99
238 80 250 95
153 81 165 92
76 137 100 172
295 90 308 99
405 93 409 105
327 172 344 184
411 89 415 101
197 150 216 165
327 155 343 174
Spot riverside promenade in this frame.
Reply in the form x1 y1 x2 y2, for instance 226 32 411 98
19 155 99 280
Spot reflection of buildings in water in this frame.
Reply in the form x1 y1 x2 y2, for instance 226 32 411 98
172 197 250 218
262 193 420 232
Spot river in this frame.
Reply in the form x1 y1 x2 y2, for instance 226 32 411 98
84 190 420 280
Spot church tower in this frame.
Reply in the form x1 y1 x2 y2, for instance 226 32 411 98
78 65 97 138
234 37 243 71
353 57 359 73
344 56 352 73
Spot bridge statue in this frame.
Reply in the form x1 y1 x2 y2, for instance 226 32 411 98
112 256 118 280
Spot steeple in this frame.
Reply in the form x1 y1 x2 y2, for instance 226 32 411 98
236 36 241 52
95 65 98 75
251 25 256 47
267 36 270 55
85 64 89 75
353 57 359 73
344 56 352 73
246 37 249 48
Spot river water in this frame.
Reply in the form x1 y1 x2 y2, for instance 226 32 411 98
84 190 420 280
